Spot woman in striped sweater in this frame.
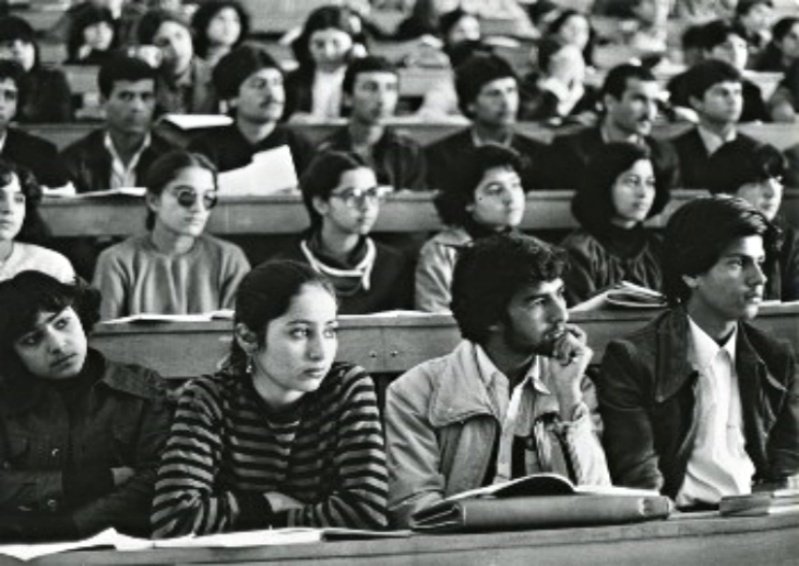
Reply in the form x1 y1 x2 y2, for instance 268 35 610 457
151 261 388 537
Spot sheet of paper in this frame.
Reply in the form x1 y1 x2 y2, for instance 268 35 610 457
0 528 151 561
218 145 299 195
153 528 324 548
67 187 147 199
103 310 234 324
161 114 233 129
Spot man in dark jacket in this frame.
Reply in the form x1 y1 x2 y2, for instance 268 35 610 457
597 195 799 507
543 63 680 190
61 54 174 193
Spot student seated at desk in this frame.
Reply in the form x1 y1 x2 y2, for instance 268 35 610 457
597 196 799 507
386 234 610 527
136 9 218 115
415 144 529 313
280 151 412 314
190 0 250 69
706 142 799 301
672 60 761 190
317 56 427 191
755 16 799 73
188 44 314 176
0 60 71 189
0 272 171 541
768 59 799 123
92 150 250 320
544 64 680 191
426 53 547 193
561 142 669 305
151 260 388 536
0 161 74 282
65 5 117 65
0 16 73 123
61 54 175 193
733 0 773 64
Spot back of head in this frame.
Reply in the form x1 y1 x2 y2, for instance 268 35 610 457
705 142 786 194
601 63 656 100
300 150 367 230
451 233 568 344
681 59 741 102
454 53 516 117
137 8 189 45
212 43 282 101
98 53 157 98
342 55 397 95
661 195 778 304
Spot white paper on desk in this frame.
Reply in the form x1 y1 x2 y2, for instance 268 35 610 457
161 113 233 129
68 187 147 199
218 145 299 195
0 528 152 561
153 528 324 548
103 309 234 324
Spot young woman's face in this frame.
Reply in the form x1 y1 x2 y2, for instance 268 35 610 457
316 167 381 236
0 174 25 242
14 307 88 380
83 20 115 52
206 6 242 47
610 158 656 226
446 14 480 46
0 38 36 72
251 283 338 406
149 166 217 238
555 15 590 51
153 20 194 75
467 165 525 230
778 22 799 60
308 27 353 71
736 177 784 221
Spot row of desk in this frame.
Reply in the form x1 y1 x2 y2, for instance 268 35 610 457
89 303 799 379
38 189 799 237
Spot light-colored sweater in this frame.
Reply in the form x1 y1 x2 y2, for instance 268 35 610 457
93 233 250 321
0 242 75 282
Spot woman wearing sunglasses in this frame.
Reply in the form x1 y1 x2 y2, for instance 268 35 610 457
279 151 413 314
92 151 250 321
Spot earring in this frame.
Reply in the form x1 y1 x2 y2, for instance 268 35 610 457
246 355 254 375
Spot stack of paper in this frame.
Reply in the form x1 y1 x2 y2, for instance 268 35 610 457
218 146 299 195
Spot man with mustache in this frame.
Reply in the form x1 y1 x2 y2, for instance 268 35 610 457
385 234 610 527
597 196 799 508
543 63 680 191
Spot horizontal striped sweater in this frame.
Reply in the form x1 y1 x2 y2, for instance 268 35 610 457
151 362 388 537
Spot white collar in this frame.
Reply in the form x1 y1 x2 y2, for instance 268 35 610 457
697 125 737 155
687 315 738 373
473 343 548 396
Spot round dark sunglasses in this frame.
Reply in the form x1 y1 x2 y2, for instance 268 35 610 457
173 188 218 209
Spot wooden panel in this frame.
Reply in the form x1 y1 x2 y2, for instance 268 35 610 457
88 303 799 379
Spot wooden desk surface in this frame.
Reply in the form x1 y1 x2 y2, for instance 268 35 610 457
25 512 799 566
88 303 799 379
37 189 799 238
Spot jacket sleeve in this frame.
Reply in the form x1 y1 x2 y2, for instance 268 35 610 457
596 340 664 491
69 373 172 537
765 345 799 481
384 374 446 528
561 237 600 306
414 241 455 313
92 249 128 321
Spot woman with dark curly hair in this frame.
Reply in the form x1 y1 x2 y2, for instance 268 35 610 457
190 0 250 68
0 271 171 542
561 142 670 304
65 5 117 65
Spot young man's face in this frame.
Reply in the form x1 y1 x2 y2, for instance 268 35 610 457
467 165 525 230
0 38 35 72
498 278 569 357
736 178 783 221
314 167 381 236
153 21 194 76
605 78 660 137
348 71 398 125
234 67 284 124
707 33 749 70
469 77 518 128
104 79 156 135
0 77 18 131
741 3 773 34
685 235 766 324
691 81 743 125
14 307 88 380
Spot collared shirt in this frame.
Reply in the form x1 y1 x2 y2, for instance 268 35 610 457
600 123 644 146
697 125 737 156
677 317 755 507
311 67 345 119
103 131 151 189
471 128 513 148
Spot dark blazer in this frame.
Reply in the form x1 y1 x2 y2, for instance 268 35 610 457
597 308 799 499
671 127 760 189
2 128 70 188
543 126 681 190
425 127 547 192
60 129 175 193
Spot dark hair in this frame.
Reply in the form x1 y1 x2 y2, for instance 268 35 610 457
682 59 742 102
705 142 786 194
0 16 38 69
300 151 369 230
0 272 100 382
191 0 250 58
537 36 568 74
661 195 780 304
454 53 516 117
438 8 477 43
67 5 116 63
291 5 362 72
451 234 568 344
142 151 218 230
97 53 157 98
682 24 706 50
433 144 525 227
0 59 24 91
0 158 48 245
700 19 742 51
601 63 656 100
546 9 595 65
137 9 191 46
228 260 336 373
772 16 799 44
212 43 282 100
736 0 773 17
572 142 669 236
342 55 397 95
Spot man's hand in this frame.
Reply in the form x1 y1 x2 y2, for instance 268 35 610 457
549 324 593 420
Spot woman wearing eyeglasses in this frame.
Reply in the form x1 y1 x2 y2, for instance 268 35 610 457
560 142 670 305
279 151 413 314
92 151 250 321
